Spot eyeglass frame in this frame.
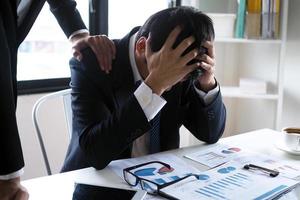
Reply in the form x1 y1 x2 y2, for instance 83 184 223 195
123 161 170 191
123 161 200 196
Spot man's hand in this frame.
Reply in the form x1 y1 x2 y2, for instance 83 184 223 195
0 177 29 200
144 27 200 96
196 41 216 92
71 33 116 74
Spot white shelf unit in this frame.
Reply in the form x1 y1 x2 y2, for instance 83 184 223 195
221 86 279 100
181 0 289 137
215 38 282 44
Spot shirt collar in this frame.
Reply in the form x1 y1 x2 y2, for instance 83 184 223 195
129 32 142 83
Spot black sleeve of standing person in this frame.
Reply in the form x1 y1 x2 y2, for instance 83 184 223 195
0 0 87 176
47 0 87 38
0 1 24 176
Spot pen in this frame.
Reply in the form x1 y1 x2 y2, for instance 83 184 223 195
243 164 279 177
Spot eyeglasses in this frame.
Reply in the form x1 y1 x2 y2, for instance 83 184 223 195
123 161 200 195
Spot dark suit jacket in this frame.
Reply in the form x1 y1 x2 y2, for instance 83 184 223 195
62 27 226 172
0 0 86 175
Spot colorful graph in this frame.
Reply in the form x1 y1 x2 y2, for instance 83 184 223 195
228 147 241 152
170 176 180 181
158 166 174 175
134 166 177 185
155 178 166 184
197 174 210 180
217 166 236 174
134 167 156 176
134 166 174 177
221 147 241 154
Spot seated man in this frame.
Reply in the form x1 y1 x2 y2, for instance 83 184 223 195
62 6 226 172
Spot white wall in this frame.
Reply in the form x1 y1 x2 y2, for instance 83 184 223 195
17 0 300 180
281 0 300 128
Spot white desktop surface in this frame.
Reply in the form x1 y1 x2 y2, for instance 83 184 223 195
22 129 300 199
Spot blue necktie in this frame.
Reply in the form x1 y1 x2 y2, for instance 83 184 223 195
149 112 161 154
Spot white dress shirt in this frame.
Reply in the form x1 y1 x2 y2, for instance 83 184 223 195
130 33 220 157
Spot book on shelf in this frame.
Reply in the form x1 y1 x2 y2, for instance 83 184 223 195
246 0 262 39
235 0 247 38
235 0 281 39
272 0 281 39
262 0 281 39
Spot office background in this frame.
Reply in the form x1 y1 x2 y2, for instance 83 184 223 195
15 0 300 180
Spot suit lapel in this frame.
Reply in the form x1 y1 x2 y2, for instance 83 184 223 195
17 0 45 45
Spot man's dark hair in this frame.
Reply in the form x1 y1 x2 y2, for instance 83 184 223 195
136 6 215 55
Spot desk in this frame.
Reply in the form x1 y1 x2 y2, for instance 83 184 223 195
22 129 300 199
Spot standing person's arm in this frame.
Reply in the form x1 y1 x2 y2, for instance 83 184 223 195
0 6 29 199
48 0 116 73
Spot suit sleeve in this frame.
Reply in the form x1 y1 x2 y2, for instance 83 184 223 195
47 0 87 38
182 81 226 144
0 15 24 176
70 49 150 170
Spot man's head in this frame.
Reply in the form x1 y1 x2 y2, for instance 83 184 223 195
134 6 215 78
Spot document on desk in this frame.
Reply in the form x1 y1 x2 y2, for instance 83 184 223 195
232 153 300 180
160 161 300 200
109 154 200 185
184 144 246 168
185 144 300 180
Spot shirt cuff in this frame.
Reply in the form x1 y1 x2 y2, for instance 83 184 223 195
0 168 24 180
134 82 167 121
68 29 89 40
194 82 220 105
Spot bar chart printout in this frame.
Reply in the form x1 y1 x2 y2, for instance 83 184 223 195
160 161 300 200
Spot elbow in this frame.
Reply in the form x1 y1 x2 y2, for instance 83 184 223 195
206 135 220 144
211 106 226 144
91 161 111 171
205 129 223 144
79 129 111 170
206 105 227 144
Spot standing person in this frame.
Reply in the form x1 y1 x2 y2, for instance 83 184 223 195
62 6 226 174
0 0 115 199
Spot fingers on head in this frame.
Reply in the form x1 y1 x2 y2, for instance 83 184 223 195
202 41 215 58
174 36 195 56
181 49 198 66
145 34 153 56
164 26 182 50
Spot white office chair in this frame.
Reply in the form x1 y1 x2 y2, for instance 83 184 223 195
32 89 72 175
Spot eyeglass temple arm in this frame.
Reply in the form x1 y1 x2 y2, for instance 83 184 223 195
124 161 171 171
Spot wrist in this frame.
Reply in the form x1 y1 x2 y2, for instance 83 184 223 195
144 76 165 96
0 177 20 183
197 77 216 92
70 32 89 43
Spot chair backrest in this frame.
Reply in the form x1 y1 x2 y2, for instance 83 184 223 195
32 89 72 175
